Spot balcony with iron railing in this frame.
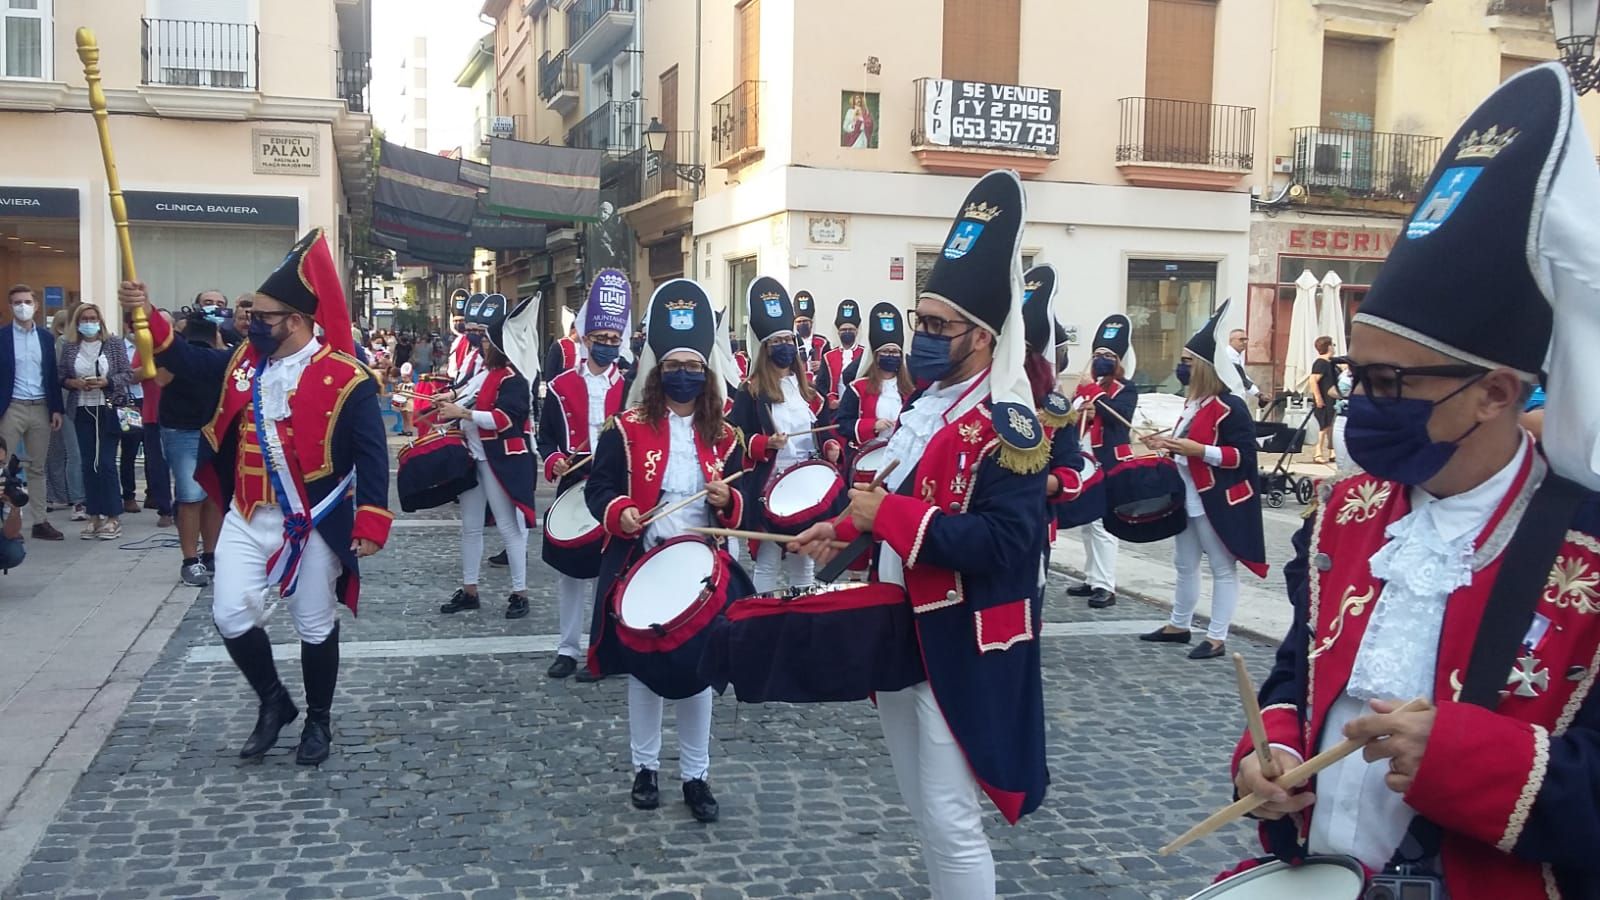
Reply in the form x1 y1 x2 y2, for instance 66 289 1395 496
565 101 639 156
712 81 762 169
337 49 370 112
141 18 258 90
614 129 700 218
1290 126 1443 205
539 50 579 113
567 0 636 66
1115 97 1255 190
1487 0 1549 15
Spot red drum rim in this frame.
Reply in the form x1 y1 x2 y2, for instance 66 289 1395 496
727 581 908 622
613 536 730 654
850 439 891 482
762 459 845 528
398 429 467 463
544 484 603 549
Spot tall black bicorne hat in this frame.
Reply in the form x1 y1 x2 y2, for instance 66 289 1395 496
1054 322 1071 372
1022 264 1058 356
648 279 715 362
922 170 1025 334
1354 65 1564 378
256 227 354 356
746 276 795 343
1184 299 1245 395
1093 314 1131 359
835 298 861 329
451 289 470 317
866 301 904 353
793 290 817 320
465 292 487 320
469 292 511 351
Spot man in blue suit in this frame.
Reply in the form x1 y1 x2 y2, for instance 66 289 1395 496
0 285 64 540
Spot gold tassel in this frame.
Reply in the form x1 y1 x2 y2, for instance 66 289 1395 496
1037 407 1074 430
997 437 1052 475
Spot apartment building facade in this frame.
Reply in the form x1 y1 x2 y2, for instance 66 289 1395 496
0 0 373 321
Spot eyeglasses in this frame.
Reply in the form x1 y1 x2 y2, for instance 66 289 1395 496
588 336 623 347
251 309 296 324
907 310 976 338
765 336 796 346
660 361 705 375
1332 356 1488 406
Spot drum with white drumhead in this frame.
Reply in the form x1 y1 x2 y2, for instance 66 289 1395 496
850 439 891 486
541 482 605 579
611 536 740 699
1185 857 1366 900
762 460 845 529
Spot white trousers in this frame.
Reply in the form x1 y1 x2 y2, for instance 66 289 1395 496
627 676 713 780
1169 514 1240 642
1079 518 1118 591
459 461 528 592
752 540 814 594
212 506 340 642
555 573 592 659
877 682 995 900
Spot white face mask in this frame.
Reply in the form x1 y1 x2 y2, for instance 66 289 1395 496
12 303 33 323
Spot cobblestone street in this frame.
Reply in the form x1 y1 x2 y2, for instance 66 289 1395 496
2 477 1283 900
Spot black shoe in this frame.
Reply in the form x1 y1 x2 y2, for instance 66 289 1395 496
295 713 331 765
1087 589 1117 609
489 550 509 567
1066 583 1095 597
1189 640 1226 660
439 589 480 614
1140 627 1192 644
631 768 660 810
505 594 530 619
575 667 604 684
239 685 299 759
683 778 719 823
546 655 578 678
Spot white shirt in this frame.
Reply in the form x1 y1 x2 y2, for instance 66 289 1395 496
645 411 711 547
74 340 107 407
11 322 44 401
454 368 494 462
770 374 816 470
260 337 321 422
877 376 902 427
1306 438 1529 869
580 362 619 452
876 370 986 586
1172 399 1226 517
1226 344 1260 397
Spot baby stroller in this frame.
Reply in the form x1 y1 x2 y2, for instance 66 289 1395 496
1253 399 1317 508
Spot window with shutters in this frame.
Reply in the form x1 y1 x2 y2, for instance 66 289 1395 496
1142 0 1218 163
1320 38 1380 131
941 0 1019 84
1500 55 1540 83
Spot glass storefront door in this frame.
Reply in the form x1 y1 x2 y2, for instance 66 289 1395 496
1126 259 1218 394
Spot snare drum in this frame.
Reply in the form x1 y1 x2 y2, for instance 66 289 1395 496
541 483 605 579
762 460 845 529
612 536 742 700
699 581 925 703
850 439 892 486
396 430 477 512
1101 454 1187 543
1186 857 1366 899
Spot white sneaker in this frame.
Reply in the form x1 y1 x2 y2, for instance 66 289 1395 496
70 505 88 522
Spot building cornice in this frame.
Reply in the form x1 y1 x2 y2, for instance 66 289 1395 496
1311 0 1430 25
0 80 366 129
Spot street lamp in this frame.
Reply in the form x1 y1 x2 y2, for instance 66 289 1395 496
642 116 706 185
1551 0 1600 94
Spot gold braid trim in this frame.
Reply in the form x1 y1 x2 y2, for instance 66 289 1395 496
1037 407 1074 430
997 437 1051 475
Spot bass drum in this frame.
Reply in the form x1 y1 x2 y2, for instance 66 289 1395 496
1185 857 1366 899
1101 454 1187 543
396 430 476 512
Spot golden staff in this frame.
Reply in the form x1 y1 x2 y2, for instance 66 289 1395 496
75 28 157 380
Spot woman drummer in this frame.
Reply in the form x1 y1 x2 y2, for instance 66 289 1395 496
584 279 746 823
1138 300 1267 660
537 273 631 680
432 294 539 620
1071 313 1139 609
1023 265 1098 554
729 276 842 593
835 302 912 462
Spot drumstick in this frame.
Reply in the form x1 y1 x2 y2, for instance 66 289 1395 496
1232 653 1280 782
639 470 747 526
779 424 839 438
1093 397 1136 431
834 458 901 526
1157 697 1429 856
686 526 849 549
563 454 594 476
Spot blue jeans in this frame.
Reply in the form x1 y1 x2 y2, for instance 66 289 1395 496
161 427 205 505
74 406 122 518
143 423 173 516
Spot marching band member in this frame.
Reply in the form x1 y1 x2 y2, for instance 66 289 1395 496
584 279 745 823
790 171 1049 899
116 229 392 766
820 298 864 409
446 290 479 382
1070 314 1138 609
537 273 629 679
1024 265 1097 557
730 277 842 592
435 295 539 620
1230 65 1600 899
835 302 911 451
1139 300 1267 659
542 320 582 381
792 289 830 379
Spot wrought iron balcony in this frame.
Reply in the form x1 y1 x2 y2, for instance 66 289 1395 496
567 0 636 66
712 81 762 167
337 50 370 112
565 101 639 156
1291 126 1443 203
1115 97 1255 190
1487 0 1549 15
141 18 258 90
615 129 702 211
538 50 578 101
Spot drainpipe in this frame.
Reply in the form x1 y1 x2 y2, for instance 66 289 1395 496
690 0 703 286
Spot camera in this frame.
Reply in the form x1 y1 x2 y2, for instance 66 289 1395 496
1367 873 1443 900
1 454 27 510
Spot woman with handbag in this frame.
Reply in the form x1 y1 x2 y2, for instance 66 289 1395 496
58 303 133 539
118 331 148 515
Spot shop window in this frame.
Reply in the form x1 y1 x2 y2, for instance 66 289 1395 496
1126 259 1218 394
728 255 757 338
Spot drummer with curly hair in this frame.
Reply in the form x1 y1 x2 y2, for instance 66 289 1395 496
583 279 746 824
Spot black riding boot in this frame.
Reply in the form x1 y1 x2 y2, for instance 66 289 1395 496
222 627 299 759
296 622 340 766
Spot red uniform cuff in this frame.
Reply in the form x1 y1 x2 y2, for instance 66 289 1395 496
1230 704 1305 776
1048 467 1083 504
853 417 876 445
1217 445 1241 468
353 505 394 548
717 490 743 529
148 309 175 354
748 433 774 465
875 494 940 568
544 452 567 483
1406 701 1549 852
603 496 640 537
489 408 512 432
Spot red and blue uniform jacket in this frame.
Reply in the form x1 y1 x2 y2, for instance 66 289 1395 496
1075 377 1137 469
822 344 865 406
729 381 843 532
1180 393 1267 577
834 379 1050 824
537 365 624 579
473 365 537 526
1045 412 1103 533
148 310 392 614
836 376 909 447
582 408 746 685
1240 446 1600 899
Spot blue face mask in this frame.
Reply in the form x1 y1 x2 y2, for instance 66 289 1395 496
907 332 955 383
77 322 101 339
589 343 620 368
877 353 902 375
796 323 812 339
1091 357 1116 379
247 317 281 355
662 369 707 403
1174 362 1192 386
768 342 798 369
1343 383 1483 486
466 333 484 349
839 330 857 347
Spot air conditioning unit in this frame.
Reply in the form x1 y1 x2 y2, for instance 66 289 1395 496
1294 129 1374 191
490 116 516 138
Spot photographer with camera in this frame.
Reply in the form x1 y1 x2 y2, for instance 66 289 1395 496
0 435 30 570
